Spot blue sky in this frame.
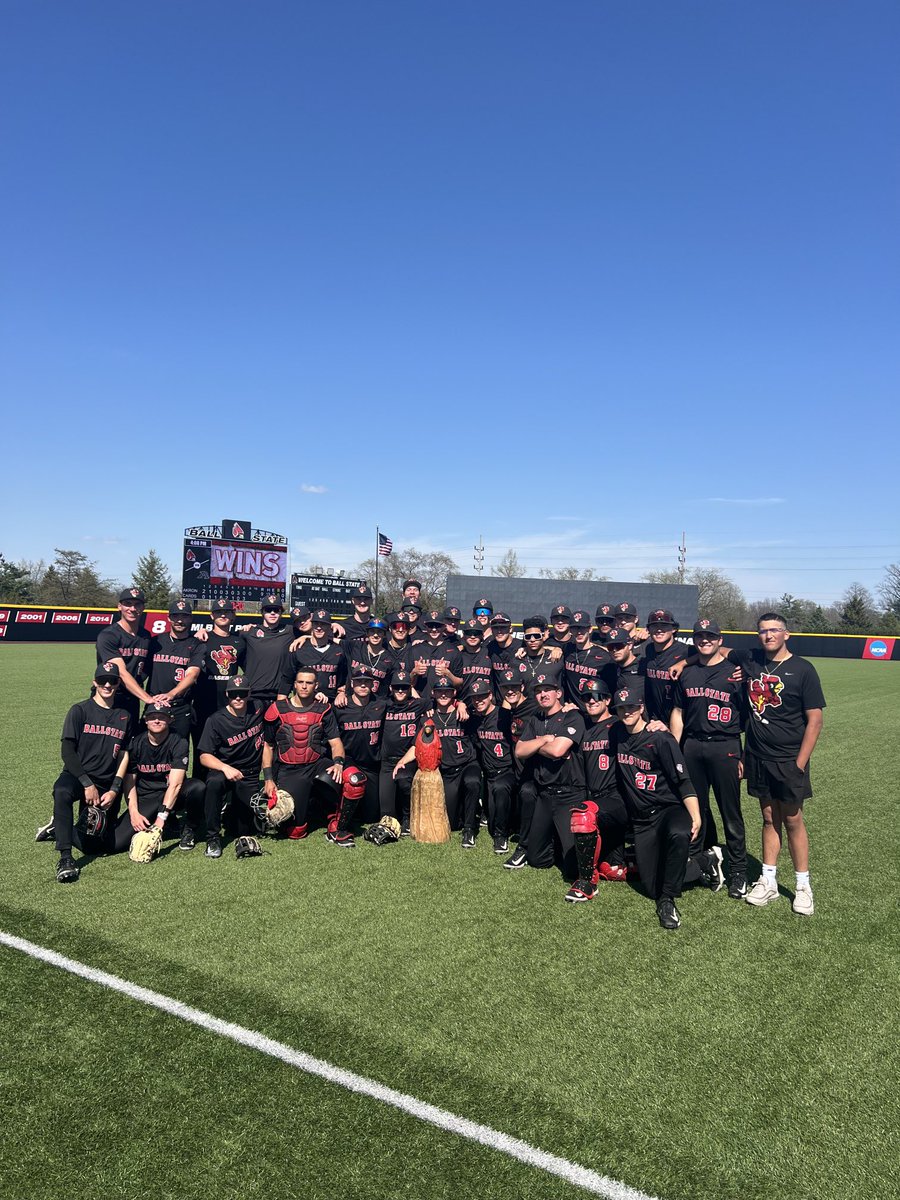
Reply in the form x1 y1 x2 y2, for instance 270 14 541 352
2 0 897 606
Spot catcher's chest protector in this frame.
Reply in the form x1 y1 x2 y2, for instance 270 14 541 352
274 703 325 764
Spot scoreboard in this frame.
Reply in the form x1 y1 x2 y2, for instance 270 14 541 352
290 574 366 616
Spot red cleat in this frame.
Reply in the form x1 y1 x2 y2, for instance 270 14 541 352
564 879 598 903
286 823 309 840
598 861 628 882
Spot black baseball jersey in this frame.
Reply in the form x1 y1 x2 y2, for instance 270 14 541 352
343 643 397 696
381 697 430 764
281 640 347 700
147 632 205 699
410 644 464 704
239 623 293 696
385 641 416 674
61 698 132 786
197 631 245 712
673 660 744 740
518 709 586 790
458 643 494 700
518 652 565 701
127 731 190 803
341 615 371 644
611 724 694 818
469 703 515 776
431 709 476 770
335 698 386 769
641 640 691 723
582 716 617 796
196 702 265 778
726 650 826 760
563 644 612 714
96 622 151 684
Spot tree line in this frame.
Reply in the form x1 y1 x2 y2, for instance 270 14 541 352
3 546 899 636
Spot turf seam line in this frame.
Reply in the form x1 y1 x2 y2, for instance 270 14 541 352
1 929 658 1200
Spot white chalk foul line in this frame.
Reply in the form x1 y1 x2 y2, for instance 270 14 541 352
1 929 659 1200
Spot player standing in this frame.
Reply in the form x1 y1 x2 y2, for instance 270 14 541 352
95 586 154 720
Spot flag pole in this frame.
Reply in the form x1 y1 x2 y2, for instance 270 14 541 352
374 526 380 611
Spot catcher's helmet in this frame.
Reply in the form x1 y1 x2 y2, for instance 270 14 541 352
363 816 402 846
77 804 108 839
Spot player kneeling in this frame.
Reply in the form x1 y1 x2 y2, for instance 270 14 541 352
195 675 266 859
564 801 602 902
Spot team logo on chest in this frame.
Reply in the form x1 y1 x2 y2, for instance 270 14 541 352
211 645 237 673
749 672 784 715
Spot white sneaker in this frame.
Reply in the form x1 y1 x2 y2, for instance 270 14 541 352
792 882 815 916
745 876 779 906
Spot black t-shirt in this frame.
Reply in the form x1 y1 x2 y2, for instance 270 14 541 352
469 703 515 776
61 698 132 786
727 650 826 760
431 708 476 770
611 723 693 818
128 731 190 803
343 643 397 697
381 697 430 765
239 623 293 696
410 643 464 704
147 632 206 702
641 640 691 723
582 716 617 796
563 644 612 714
518 708 585 790
281 641 347 700
196 703 265 778
341 615 371 644
96 622 152 684
197 631 246 713
335 698 386 769
673 660 744 740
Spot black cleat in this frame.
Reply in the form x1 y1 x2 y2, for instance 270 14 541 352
36 818 56 843
178 827 197 852
56 855 80 884
503 847 528 870
205 835 223 859
656 897 681 930
400 819 411 838
492 834 509 854
462 828 476 850
704 846 725 891
728 870 748 900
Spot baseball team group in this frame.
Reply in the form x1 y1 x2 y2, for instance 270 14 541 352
40 576 826 931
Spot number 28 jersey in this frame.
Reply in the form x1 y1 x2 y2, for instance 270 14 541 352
673 660 743 739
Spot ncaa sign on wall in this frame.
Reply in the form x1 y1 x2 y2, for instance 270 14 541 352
863 637 895 661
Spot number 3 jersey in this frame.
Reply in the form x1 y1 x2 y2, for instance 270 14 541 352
610 724 696 817
672 660 744 740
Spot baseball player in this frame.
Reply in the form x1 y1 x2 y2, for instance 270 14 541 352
339 618 397 701
547 605 575 650
341 584 376 644
194 675 266 858
468 677 516 853
193 599 246 774
458 618 494 702
610 681 723 930
518 616 565 700
262 666 347 843
670 619 748 899
379 671 428 832
614 601 649 656
238 594 293 710
592 604 617 647
112 702 204 854
497 669 537 869
410 614 464 703
279 608 347 703
95 586 154 719
334 668 386 821
145 599 205 739
563 611 612 716
514 676 586 886
578 680 630 889
384 612 416 672
641 610 690 723
49 662 133 883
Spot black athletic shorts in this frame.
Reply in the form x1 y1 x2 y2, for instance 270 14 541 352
745 752 812 804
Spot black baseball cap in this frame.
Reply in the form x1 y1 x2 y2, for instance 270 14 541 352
431 678 457 692
570 610 591 629
424 611 444 627
462 618 482 635
386 611 410 627
211 599 235 614
118 587 145 605
443 606 462 622
401 601 423 614
144 702 173 719
497 668 524 689
310 609 330 624
261 594 283 610
94 661 121 681
290 606 311 622
469 678 493 697
647 609 677 628
596 604 615 623
693 618 722 638
225 676 250 695
490 611 511 626
351 666 375 681
551 605 573 622
402 579 422 591
584 680 611 700
353 584 373 601
368 617 387 631
606 631 630 648
614 681 644 708
390 671 412 688
168 599 193 617
473 598 493 615
616 601 637 619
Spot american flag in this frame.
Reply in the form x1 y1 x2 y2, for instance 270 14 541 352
378 532 393 557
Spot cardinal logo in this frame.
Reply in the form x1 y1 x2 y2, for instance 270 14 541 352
233 523 245 538
211 645 237 673
749 673 784 716
699 619 711 628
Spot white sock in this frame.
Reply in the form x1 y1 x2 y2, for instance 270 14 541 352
762 864 777 884
796 870 810 888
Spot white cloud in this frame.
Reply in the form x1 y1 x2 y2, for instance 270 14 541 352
301 484 328 494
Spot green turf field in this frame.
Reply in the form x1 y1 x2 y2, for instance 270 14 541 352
1 645 898 1200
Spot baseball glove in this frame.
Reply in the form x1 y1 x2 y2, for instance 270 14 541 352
234 835 263 858
129 826 163 863
266 788 295 827
77 804 108 839
363 816 402 846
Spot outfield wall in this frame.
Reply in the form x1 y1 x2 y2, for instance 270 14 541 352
0 605 896 660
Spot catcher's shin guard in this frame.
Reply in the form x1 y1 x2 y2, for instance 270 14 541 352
571 801 601 887
327 766 367 845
